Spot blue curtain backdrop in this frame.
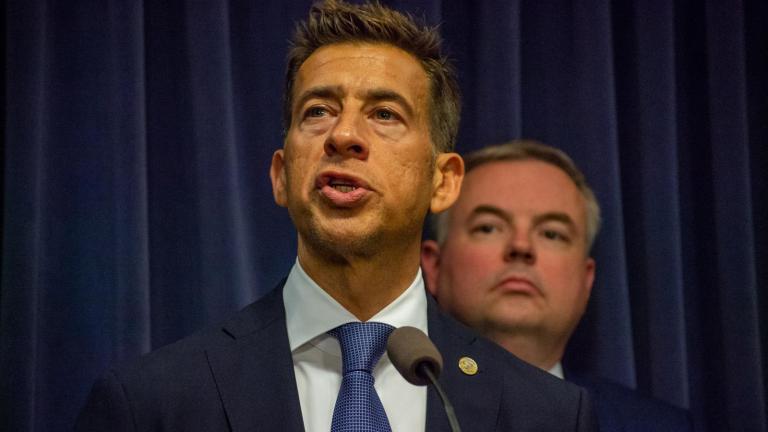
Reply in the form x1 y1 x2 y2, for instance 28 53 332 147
2 1 766 431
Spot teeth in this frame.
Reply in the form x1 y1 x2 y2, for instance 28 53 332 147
332 185 356 193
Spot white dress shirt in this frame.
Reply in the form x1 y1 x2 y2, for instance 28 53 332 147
548 362 565 379
283 259 428 432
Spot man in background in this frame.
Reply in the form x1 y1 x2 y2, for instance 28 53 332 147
422 140 692 431
76 3 596 431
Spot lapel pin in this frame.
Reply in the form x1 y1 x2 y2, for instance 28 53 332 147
458 356 478 376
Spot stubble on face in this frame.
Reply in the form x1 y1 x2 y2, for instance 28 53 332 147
279 43 436 265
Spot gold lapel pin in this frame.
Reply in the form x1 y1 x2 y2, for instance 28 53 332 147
458 356 478 376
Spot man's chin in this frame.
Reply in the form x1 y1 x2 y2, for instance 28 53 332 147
301 223 383 259
487 307 544 333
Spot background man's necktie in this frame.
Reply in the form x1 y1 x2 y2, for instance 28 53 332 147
328 322 395 432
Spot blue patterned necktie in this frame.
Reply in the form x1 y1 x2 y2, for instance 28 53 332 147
328 322 395 432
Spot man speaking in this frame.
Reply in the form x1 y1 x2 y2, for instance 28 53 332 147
76 2 595 431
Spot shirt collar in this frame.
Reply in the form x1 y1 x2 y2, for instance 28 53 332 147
283 258 428 352
548 362 565 379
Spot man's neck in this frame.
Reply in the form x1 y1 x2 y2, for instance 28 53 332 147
488 330 566 372
297 237 422 321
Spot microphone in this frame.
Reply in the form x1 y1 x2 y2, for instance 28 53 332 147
387 326 462 432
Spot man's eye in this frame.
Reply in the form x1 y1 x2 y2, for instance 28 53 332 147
374 109 396 121
472 224 498 235
306 107 328 118
542 229 569 242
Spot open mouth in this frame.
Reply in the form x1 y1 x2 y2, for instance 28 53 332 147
317 172 369 191
316 172 371 207
328 178 358 193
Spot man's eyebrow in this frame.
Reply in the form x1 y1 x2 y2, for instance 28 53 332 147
294 85 343 111
363 88 415 118
533 212 577 231
469 205 512 224
469 207 578 231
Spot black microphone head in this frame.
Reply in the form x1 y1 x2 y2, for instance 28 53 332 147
386 326 443 386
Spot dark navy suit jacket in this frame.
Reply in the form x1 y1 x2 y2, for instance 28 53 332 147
76 284 597 431
568 373 693 432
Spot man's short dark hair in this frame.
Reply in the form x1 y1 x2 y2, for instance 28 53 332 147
283 0 460 153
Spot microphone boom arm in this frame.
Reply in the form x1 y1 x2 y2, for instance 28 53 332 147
417 362 462 432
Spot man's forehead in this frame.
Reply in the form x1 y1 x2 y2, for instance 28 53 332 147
458 160 587 221
465 160 579 194
300 42 421 66
292 43 428 103
300 42 413 67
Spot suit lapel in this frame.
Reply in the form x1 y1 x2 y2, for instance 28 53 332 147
204 284 505 431
425 295 503 431
206 285 305 432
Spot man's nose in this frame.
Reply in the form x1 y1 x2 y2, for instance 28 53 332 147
324 113 369 160
505 232 536 264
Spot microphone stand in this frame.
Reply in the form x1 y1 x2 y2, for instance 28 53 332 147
417 363 462 432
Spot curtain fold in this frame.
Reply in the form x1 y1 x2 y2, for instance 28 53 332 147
703 3 763 431
612 0 689 407
2 1 765 431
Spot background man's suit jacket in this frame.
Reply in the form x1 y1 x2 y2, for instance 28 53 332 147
568 373 693 432
76 283 597 431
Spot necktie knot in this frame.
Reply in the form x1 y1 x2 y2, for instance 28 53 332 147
329 322 395 374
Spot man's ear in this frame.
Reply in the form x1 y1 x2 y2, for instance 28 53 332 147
430 153 464 214
584 257 596 298
420 240 442 296
270 149 288 207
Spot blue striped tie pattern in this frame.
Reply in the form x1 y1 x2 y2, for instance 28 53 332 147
328 322 395 432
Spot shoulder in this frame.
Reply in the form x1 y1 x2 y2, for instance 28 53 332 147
121 286 284 372
93 287 284 396
76 286 288 430
427 300 597 431
570 375 693 432
428 294 586 398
